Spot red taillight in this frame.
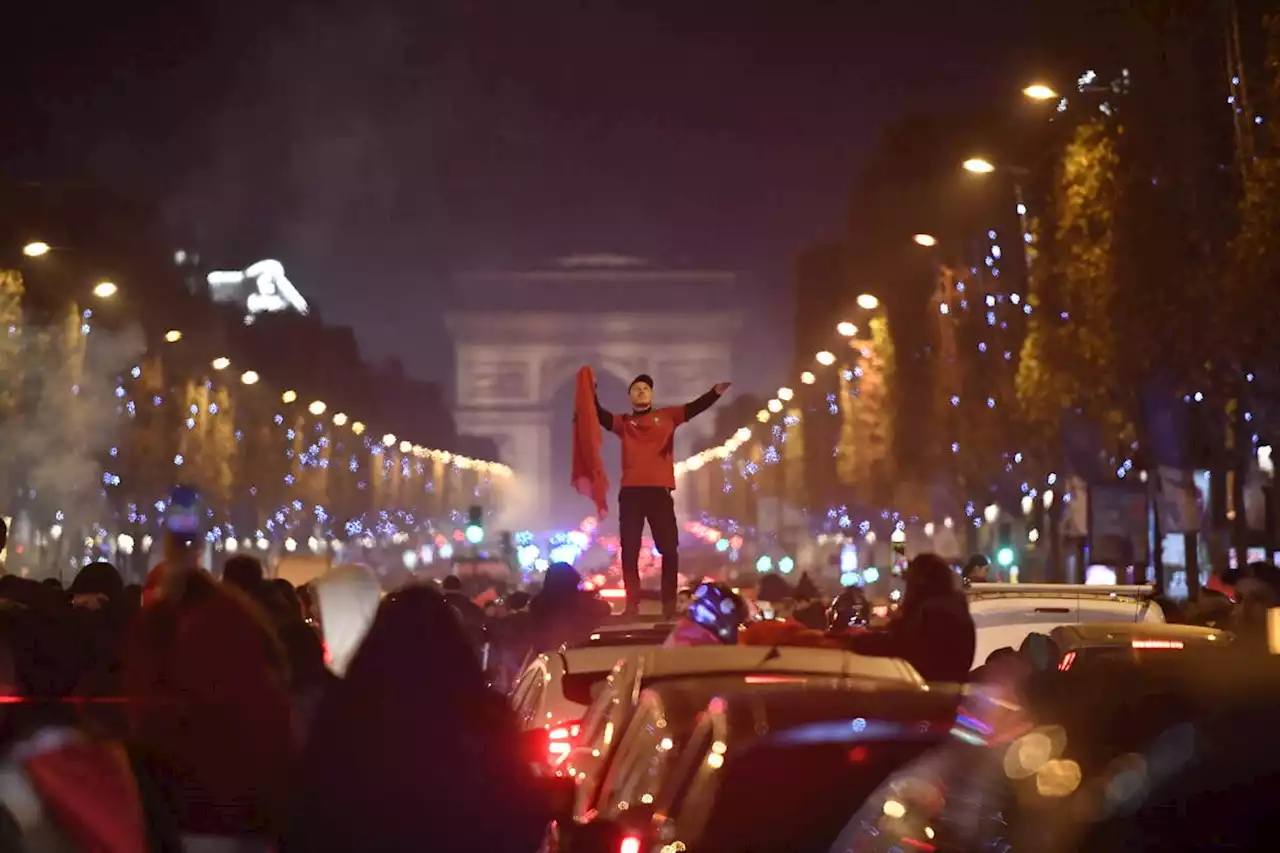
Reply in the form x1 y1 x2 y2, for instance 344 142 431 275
619 836 641 853
1131 639 1184 650
1058 651 1076 671
547 719 583 763
599 589 627 599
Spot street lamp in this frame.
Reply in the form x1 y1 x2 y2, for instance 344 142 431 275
382 433 396 447
333 412 348 427
856 293 880 311
240 370 260 385
163 330 183 343
309 400 326 416
836 321 857 337
777 387 794 402
211 357 231 371
22 242 51 258
963 157 996 174
913 233 938 247
93 281 118 299
815 351 836 366
800 371 816 385
282 389 297 404
1022 83 1059 101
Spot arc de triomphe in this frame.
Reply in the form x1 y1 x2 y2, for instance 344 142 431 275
445 260 741 530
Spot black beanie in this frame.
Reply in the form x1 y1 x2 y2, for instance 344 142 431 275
630 373 654 391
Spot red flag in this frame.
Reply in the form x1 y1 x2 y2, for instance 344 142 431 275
571 366 610 518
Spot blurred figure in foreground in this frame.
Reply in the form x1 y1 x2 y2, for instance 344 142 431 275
834 553 975 683
121 567 293 849
287 584 548 853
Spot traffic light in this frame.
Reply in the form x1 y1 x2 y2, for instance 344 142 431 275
465 505 484 544
996 522 1014 568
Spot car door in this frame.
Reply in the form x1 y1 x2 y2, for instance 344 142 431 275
512 659 549 729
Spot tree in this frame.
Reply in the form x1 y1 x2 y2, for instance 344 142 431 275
835 316 896 507
1017 115 1130 454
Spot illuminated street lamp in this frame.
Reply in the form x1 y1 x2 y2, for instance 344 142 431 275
333 412 348 427
767 398 783 414
815 351 836 366
777 387 794 402
836 321 857 337
308 400 327 416
22 241 51 258
399 440 412 454
282 389 298 404
800 371 816 385
211 357 231 371
93 281 118 299
163 329 183 343
963 157 996 174
240 370 260 386
382 433 396 447
756 409 770 423
351 421 366 435
1022 83 1059 101
913 233 938 247
856 293 880 311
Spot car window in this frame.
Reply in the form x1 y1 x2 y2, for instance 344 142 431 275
656 717 714 820
516 669 547 728
595 697 670 814
509 665 540 723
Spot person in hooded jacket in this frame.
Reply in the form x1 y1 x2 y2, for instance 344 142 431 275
831 553 975 684
285 584 549 853
527 563 600 653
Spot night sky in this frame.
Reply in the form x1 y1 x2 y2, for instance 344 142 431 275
1 1 1098 390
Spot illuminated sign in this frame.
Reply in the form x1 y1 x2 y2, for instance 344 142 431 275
207 259 309 323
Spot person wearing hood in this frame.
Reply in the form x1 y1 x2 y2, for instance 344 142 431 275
527 563 599 653
286 584 549 853
832 553 975 684
310 564 381 677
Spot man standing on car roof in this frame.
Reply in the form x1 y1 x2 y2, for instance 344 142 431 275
595 373 730 617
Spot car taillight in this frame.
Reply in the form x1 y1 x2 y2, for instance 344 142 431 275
547 719 582 762
619 836 641 853
1131 639 1184 650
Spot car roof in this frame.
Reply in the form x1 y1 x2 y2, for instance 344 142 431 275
555 645 649 675
630 644 923 685
1050 621 1231 650
570 623 676 646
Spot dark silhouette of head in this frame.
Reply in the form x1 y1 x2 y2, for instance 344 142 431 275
441 575 463 593
904 553 958 607
222 555 265 592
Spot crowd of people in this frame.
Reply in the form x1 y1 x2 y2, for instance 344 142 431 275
0 511 1276 853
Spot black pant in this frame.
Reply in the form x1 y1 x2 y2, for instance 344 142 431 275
619 486 679 616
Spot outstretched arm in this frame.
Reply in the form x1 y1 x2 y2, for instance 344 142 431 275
683 382 732 422
594 391 615 432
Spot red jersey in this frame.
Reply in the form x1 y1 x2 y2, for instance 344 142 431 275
612 405 686 489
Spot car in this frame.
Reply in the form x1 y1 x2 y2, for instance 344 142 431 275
554 645 924 851
1049 621 1231 671
576 622 677 648
967 583 1164 670
510 644 656 766
828 644 1280 853
574 676 959 853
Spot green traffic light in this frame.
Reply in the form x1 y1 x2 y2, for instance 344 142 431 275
465 524 484 544
996 547 1015 567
